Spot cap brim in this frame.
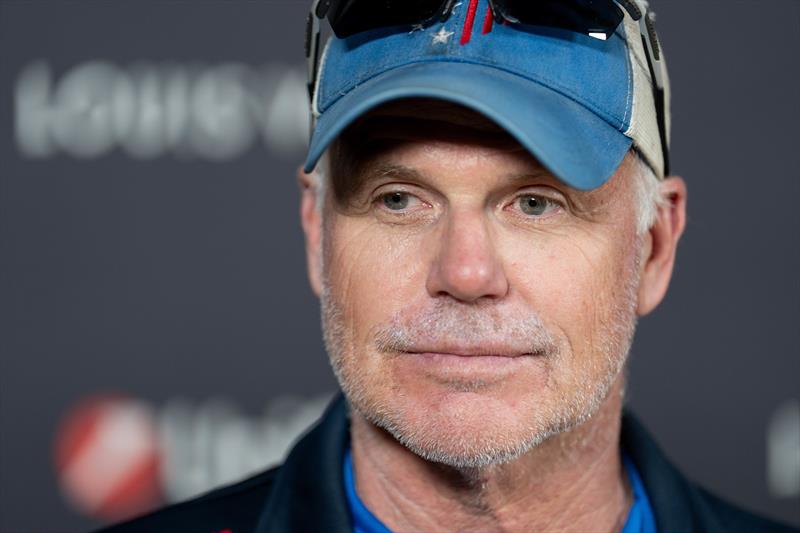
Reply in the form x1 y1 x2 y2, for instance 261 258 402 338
304 61 631 190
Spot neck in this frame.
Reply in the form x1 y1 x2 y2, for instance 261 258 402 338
349 378 631 533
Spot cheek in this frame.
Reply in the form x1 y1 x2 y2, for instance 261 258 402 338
325 217 428 350
503 230 634 352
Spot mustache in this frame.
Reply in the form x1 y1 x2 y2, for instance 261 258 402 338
372 300 560 357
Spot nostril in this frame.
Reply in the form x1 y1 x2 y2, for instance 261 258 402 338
427 256 509 303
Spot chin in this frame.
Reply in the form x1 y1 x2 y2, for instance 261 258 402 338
342 359 622 469
350 381 569 469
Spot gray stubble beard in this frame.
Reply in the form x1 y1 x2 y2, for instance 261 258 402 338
319 236 644 470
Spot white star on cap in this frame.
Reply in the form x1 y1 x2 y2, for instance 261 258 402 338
432 27 454 45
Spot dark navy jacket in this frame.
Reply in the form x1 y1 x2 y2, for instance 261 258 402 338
98 395 797 533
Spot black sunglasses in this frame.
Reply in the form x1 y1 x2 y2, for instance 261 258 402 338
305 0 669 175
316 0 645 39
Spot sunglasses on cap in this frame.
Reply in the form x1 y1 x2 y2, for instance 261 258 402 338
305 0 669 175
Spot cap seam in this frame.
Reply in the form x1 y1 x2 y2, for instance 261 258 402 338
312 38 333 120
621 21 634 129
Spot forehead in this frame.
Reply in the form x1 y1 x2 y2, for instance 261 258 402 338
328 99 631 204
330 100 545 191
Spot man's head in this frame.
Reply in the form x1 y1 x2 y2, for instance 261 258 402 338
299 0 686 469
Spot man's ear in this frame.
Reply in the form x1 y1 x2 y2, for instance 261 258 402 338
637 176 687 316
298 167 323 297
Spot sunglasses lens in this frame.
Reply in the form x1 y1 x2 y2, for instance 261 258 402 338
493 0 624 36
327 0 447 38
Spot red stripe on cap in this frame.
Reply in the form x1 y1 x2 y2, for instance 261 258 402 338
482 5 494 34
461 0 480 45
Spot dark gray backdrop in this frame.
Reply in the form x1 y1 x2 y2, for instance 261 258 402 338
1 1 798 532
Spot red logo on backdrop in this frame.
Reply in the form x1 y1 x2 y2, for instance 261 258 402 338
54 391 330 525
54 395 164 522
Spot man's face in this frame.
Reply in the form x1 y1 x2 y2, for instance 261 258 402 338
317 105 646 468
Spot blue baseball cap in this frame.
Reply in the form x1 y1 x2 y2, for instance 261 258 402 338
304 0 670 189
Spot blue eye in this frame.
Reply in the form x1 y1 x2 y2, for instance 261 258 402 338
382 192 410 211
518 195 555 216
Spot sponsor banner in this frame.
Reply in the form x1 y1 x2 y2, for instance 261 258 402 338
15 61 309 161
55 393 331 522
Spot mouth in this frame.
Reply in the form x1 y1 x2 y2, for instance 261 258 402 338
396 347 545 384
403 344 542 358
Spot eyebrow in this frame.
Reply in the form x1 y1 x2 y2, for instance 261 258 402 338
331 162 420 207
340 148 624 227
502 170 565 187
337 164 425 204
359 163 426 185
337 159 613 220
356 164 559 188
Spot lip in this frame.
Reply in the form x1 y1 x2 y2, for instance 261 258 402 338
400 351 541 378
404 345 538 358
410 351 534 359
416 352 531 364
411 351 539 361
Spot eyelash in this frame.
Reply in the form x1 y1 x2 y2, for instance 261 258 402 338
373 190 563 219
374 190 426 216
509 193 563 219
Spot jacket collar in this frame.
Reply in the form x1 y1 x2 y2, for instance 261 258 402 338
620 412 722 532
256 395 709 533
255 395 352 533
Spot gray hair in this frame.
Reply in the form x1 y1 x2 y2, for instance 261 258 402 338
630 151 668 234
310 155 329 213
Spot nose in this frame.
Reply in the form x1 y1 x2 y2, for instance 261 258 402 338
426 209 509 303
